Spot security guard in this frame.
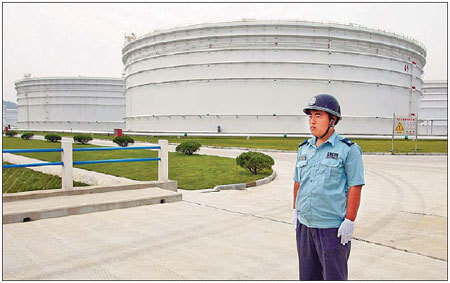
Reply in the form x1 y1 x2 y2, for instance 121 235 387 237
293 94 365 280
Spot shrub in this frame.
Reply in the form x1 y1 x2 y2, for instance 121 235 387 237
73 134 93 144
113 135 134 147
44 134 62 143
5 131 18 137
176 141 201 155
236 151 274 175
21 132 34 140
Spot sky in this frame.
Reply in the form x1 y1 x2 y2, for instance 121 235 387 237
2 2 447 103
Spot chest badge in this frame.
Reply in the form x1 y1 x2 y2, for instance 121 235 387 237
326 152 339 159
300 155 307 161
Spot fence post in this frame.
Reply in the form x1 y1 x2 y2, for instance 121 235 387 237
61 141 73 190
158 140 169 182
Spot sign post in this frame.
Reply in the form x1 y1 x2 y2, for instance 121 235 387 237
414 113 419 152
392 113 418 152
390 113 395 152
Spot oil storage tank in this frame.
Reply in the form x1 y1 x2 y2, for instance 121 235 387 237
2 105 18 128
16 76 125 132
419 80 447 136
122 20 426 135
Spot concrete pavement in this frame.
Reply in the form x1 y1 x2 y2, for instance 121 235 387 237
2 139 448 280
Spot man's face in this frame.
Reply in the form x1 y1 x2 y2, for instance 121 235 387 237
308 110 331 137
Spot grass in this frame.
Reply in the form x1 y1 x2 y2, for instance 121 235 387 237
2 162 88 193
11 131 447 153
350 138 447 153
2 137 272 190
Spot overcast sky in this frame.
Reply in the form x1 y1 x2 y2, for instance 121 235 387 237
3 2 447 102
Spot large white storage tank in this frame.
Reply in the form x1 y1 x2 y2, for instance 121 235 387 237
16 76 125 132
122 20 426 135
419 80 447 136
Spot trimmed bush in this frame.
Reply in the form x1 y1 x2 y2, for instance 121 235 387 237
73 134 93 144
176 141 201 155
236 151 274 175
5 131 18 137
21 132 35 140
113 135 134 147
44 134 62 143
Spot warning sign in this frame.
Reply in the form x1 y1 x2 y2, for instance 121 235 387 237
395 122 405 134
394 116 417 136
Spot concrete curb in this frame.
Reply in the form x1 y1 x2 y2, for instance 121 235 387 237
211 170 277 192
3 190 182 224
2 181 178 202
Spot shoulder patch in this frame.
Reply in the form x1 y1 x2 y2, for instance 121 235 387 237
299 139 308 148
340 138 354 146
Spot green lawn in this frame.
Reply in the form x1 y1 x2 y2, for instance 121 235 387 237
12 131 447 153
2 163 88 193
2 137 272 190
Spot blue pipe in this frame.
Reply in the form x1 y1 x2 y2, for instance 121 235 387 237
3 162 64 168
3 148 63 153
73 157 161 165
73 146 161 152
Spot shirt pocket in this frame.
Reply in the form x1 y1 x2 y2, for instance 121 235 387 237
296 159 308 182
319 158 343 181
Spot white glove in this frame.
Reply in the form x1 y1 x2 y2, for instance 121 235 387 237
292 209 298 230
337 218 354 245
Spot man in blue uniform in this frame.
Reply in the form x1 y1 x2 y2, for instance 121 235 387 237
293 94 365 280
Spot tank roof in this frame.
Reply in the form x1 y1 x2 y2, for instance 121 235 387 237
127 19 426 53
15 76 123 85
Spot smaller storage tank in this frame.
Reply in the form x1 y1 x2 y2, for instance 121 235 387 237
2 105 18 128
15 76 125 132
419 80 447 136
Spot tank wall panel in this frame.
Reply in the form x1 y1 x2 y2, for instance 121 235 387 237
422 94 447 100
420 100 447 108
419 108 448 119
127 80 414 118
125 49 332 74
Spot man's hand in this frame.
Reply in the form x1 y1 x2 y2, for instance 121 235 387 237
337 218 354 245
292 209 298 230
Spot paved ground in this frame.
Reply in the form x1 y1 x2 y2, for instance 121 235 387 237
2 140 447 280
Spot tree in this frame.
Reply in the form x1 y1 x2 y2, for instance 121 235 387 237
236 151 274 175
175 141 201 155
73 135 93 144
113 136 134 147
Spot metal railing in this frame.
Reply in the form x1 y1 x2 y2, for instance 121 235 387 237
2 140 169 190
3 148 64 168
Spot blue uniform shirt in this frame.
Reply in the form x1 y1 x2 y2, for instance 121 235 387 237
293 131 365 228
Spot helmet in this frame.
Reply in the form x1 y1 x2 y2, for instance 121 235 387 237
303 94 341 123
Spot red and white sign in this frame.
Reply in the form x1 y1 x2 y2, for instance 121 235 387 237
394 116 417 135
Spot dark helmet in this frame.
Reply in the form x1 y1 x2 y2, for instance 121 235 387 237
303 94 341 124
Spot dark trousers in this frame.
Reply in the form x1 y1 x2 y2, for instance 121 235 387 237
296 221 351 280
